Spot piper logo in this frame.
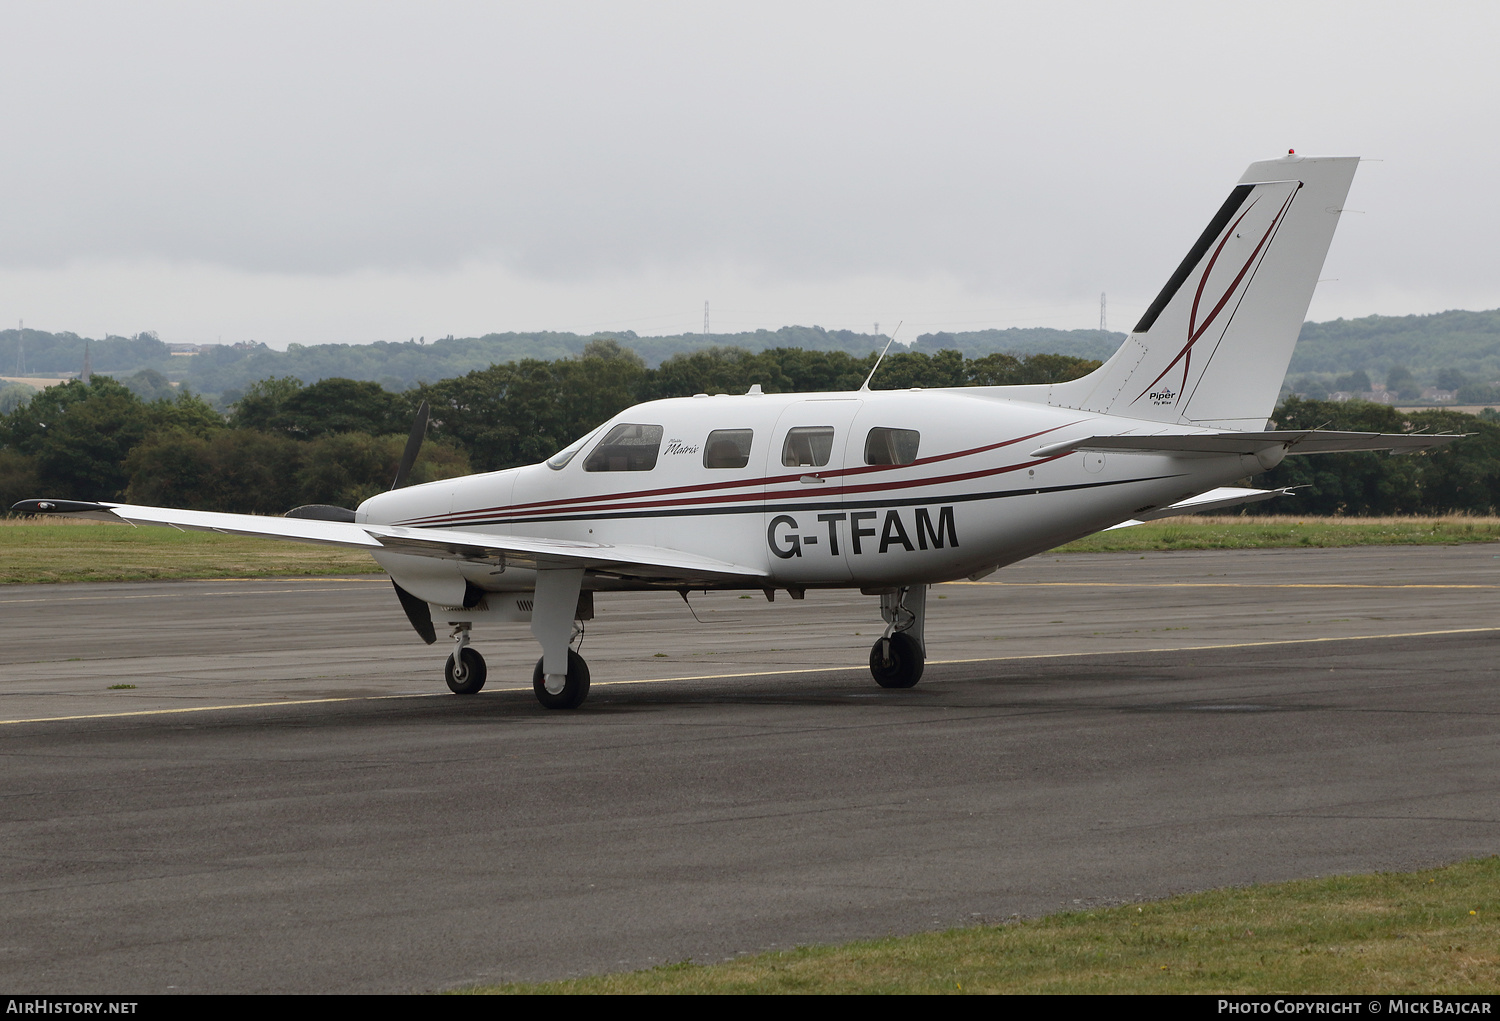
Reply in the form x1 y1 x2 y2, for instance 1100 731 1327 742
1148 388 1179 405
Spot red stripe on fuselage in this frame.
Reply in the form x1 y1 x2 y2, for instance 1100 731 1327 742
395 420 1080 527
414 453 1071 527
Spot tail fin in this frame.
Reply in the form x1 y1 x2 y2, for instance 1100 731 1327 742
1049 154 1358 430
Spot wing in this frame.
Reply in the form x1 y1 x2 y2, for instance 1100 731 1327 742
11 499 768 584
1030 429 1466 458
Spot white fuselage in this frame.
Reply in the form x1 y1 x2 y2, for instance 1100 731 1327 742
359 387 1261 598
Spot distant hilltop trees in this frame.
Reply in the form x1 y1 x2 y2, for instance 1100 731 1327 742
5 307 1500 409
0 324 1124 403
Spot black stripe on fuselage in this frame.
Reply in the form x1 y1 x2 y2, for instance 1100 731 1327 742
411 473 1188 529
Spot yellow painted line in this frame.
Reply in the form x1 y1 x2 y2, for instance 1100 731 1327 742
0 692 442 725
947 581 1499 590
8 625 1497 725
0 581 383 605
918 625 1500 665
592 625 1500 683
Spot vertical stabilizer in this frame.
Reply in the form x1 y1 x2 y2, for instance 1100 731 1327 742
1047 155 1358 431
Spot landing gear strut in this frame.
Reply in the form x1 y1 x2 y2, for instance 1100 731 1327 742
868 585 927 689
445 623 487 694
531 568 591 710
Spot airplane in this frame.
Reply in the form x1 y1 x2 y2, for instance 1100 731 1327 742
13 153 1462 710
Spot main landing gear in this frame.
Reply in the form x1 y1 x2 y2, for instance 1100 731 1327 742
441 568 594 710
868 585 927 689
443 619 593 709
533 648 590 709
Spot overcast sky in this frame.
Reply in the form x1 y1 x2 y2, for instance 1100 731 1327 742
2 1 1496 348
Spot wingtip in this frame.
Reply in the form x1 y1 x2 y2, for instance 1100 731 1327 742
10 499 114 515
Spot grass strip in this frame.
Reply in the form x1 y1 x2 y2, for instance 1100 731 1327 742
464 857 1500 994
0 519 380 584
3 515 1500 586
1056 515 1500 553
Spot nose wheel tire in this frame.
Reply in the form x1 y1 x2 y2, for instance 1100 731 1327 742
533 649 591 709
869 633 924 689
445 647 488 694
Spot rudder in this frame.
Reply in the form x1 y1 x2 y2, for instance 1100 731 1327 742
1049 155 1358 431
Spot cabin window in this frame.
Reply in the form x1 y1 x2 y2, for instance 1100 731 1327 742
583 423 664 472
864 427 920 466
781 426 835 468
703 429 753 469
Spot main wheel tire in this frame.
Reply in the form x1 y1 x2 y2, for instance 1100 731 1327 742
869 633 924 689
533 649 591 709
445 646 488 694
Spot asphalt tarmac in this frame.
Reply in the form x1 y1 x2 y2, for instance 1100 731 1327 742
2 545 1498 992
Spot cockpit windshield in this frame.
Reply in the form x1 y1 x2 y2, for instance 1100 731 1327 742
546 427 600 470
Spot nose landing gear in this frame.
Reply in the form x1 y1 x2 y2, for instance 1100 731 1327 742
445 623 488 694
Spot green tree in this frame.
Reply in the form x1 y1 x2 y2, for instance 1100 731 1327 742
233 377 410 438
0 378 224 501
295 432 471 508
120 368 177 403
968 353 1101 386
417 356 645 471
1385 364 1417 399
126 429 298 513
1253 398 1500 515
1456 382 1500 404
1437 368 1469 392
0 449 39 512
229 376 304 431
276 378 410 438
0 382 35 415
1332 370 1371 393
870 349 967 388
581 336 646 368
1 378 154 499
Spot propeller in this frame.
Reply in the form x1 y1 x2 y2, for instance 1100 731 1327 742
285 400 431 522
388 400 437 644
391 400 430 490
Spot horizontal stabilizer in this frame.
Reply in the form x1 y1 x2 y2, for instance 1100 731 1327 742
1031 429 1465 459
1105 486 1291 529
10 499 769 584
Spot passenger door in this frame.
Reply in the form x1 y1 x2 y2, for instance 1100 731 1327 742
762 398 862 586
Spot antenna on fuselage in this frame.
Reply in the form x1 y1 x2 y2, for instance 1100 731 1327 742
859 321 902 392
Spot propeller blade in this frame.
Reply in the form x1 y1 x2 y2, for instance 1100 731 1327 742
391 400 430 490
391 580 436 644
